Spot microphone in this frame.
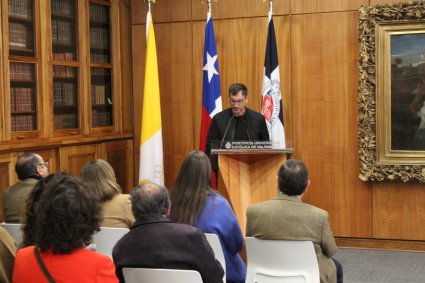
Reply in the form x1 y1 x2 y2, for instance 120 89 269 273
242 118 251 141
219 115 235 149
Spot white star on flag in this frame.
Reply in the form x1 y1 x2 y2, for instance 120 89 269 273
203 52 219 82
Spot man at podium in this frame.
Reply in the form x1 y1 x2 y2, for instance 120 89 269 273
205 83 270 156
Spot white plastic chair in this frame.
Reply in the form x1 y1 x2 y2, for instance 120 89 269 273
122 268 203 283
92 227 129 258
204 233 226 283
245 237 320 283
0 223 23 245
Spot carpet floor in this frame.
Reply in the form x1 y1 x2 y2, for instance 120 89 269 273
334 248 425 283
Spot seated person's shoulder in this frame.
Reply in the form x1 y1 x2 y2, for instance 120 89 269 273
302 202 329 218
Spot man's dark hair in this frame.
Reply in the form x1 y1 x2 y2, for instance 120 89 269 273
15 152 42 180
278 159 309 196
229 83 248 97
131 182 170 219
22 173 102 253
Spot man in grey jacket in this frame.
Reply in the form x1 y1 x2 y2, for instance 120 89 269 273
3 152 49 223
246 159 343 283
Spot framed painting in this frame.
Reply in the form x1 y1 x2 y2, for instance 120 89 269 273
359 1 425 182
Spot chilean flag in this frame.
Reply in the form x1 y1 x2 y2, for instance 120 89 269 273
200 12 222 152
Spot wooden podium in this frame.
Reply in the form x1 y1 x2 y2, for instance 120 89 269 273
212 149 293 234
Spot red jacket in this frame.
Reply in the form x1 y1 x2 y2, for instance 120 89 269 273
13 246 118 283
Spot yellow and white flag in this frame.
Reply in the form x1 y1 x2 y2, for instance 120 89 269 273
139 11 163 185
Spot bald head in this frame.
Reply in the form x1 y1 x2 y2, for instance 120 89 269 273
131 182 170 219
15 152 48 180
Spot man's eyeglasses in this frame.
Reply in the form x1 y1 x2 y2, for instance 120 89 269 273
229 98 246 105
38 162 49 168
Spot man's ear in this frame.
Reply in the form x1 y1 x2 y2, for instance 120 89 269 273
305 180 311 193
164 202 171 217
300 180 311 199
36 165 43 176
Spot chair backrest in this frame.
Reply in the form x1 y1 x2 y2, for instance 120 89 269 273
0 223 23 246
245 237 320 283
204 233 226 283
92 227 129 258
123 268 203 283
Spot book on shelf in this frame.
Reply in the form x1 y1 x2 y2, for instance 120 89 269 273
53 65 76 78
9 0 33 20
92 110 112 127
91 84 112 105
51 0 74 17
89 4 109 24
12 114 36 132
52 19 74 46
54 113 77 129
10 62 34 81
90 27 110 50
11 87 34 111
9 22 33 49
53 52 75 61
54 82 76 106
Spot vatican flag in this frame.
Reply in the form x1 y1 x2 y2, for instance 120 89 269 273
139 11 164 185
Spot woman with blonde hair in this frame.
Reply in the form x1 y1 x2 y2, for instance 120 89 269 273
171 151 246 283
81 159 134 228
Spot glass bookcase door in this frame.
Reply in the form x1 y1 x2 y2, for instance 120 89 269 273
89 3 111 64
8 0 35 57
10 62 37 132
91 67 112 127
89 2 113 129
53 66 79 130
51 0 78 61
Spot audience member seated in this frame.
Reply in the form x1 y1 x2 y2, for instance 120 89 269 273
112 182 224 283
246 159 343 283
171 150 246 283
13 174 118 283
0 226 16 283
81 159 135 229
3 152 48 223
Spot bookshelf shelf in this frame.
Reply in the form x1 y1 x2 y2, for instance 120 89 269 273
9 15 33 24
11 111 36 115
51 13 75 21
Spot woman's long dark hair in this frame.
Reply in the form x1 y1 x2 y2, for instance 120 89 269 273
170 151 213 225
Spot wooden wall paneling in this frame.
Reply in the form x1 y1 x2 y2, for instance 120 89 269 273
0 0 3 141
59 144 104 176
370 0 403 5
372 183 425 240
120 0 134 134
191 21 204 150
290 0 368 14
131 0 192 25
291 12 372 237
106 139 134 193
132 22 194 188
155 22 194 187
191 0 289 21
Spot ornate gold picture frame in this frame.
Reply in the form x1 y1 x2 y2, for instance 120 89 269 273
359 1 425 182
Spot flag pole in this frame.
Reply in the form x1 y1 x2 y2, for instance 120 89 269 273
269 0 273 19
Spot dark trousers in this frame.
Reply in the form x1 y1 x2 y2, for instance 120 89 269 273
332 258 343 283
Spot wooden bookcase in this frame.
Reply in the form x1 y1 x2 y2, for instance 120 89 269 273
0 0 134 210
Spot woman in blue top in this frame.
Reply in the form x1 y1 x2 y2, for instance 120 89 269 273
171 151 246 283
